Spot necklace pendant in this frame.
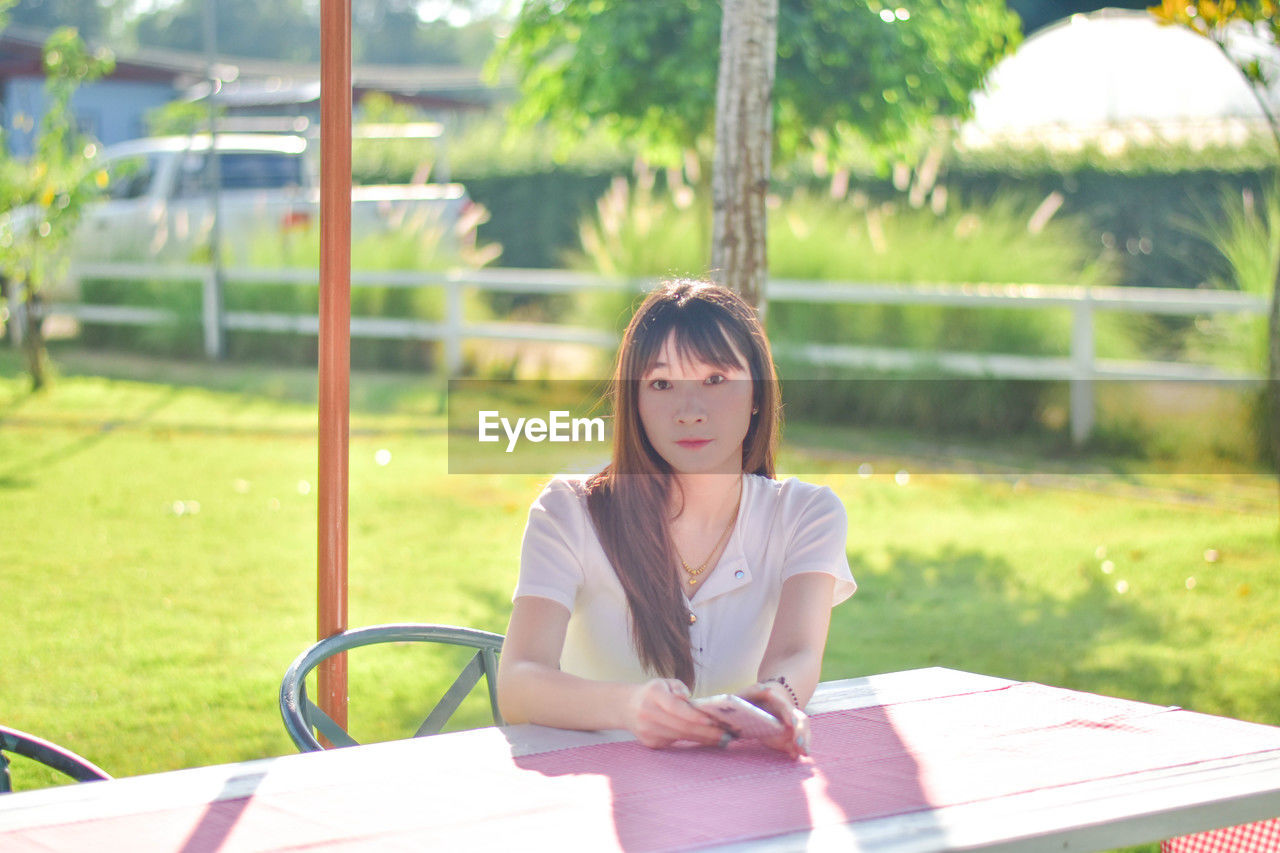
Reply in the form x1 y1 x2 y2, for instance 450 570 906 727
688 577 699 586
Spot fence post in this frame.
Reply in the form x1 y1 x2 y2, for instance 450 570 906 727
201 265 225 360
444 276 463 376
1070 288 1095 446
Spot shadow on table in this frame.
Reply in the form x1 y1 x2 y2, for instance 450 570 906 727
176 770 266 853
512 701 936 851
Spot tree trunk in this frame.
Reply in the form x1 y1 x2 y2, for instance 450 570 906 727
710 0 778 312
21 283 47 392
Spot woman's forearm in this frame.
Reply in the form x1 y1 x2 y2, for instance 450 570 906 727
498 596 640 732
756 573 838 708
499 661 726 749
497 659 638 731
756 647 824 708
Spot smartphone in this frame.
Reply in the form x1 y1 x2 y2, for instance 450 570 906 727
691 694 787 740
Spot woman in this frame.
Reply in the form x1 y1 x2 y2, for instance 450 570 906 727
497 280 855 757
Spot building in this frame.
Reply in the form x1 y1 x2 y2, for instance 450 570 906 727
0 24 497 156
962 8 1280 151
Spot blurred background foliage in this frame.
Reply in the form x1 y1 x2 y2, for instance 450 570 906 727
5 0 500 66
346 111 1268 298
75 97 1276 454
492 0 1022 168
4 0 1273 457
80 212 502 371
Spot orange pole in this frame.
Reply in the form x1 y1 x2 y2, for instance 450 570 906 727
318 0 351 732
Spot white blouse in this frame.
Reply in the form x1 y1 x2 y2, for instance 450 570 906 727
513 473 856 697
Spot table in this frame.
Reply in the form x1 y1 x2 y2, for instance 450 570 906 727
2 668 1278 851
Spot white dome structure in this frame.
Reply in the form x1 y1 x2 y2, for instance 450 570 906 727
961 8 1280 148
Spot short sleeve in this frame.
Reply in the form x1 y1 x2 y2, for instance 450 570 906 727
782 485 856 606
513 478 588 613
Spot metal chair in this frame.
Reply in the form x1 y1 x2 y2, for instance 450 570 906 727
0 725 111 793
279 623 505 752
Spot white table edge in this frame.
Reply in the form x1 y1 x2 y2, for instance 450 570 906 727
0 668 1004 832
2 666 1277 853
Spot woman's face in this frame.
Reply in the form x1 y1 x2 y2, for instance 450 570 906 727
637 331 754 478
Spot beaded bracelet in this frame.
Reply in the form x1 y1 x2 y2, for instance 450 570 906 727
763 675 800 709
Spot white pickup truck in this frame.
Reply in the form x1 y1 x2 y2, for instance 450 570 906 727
71 133 473 264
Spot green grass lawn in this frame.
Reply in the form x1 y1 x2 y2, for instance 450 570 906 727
2 346 1277 853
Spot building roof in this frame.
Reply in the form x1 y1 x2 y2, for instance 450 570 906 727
0 24 500 110
962 8 1280 146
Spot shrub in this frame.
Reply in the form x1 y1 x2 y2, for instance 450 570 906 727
76 207 500 371
1189 184 1277 464
568 181 1126 438
78 275 205 358
1192 186 1276 371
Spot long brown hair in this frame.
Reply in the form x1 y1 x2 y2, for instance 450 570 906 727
585 280 779 687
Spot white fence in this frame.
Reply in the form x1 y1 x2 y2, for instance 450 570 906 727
36 261 1272 444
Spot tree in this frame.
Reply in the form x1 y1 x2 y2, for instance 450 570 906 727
353 1 499 66
0 27 114 390
5 0 117 41
129 0 320 62
495 1 1021 169
711 0 778 305
1149 0 1280 501
125 0 496 67
494 0 1020 304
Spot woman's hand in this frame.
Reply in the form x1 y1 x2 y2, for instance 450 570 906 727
626 679 725 749
738 681 810 758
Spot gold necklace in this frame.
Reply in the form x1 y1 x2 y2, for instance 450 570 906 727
678 479 742 587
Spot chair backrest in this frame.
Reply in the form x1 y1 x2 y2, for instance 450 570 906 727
279 623 505 753
0 725 111 793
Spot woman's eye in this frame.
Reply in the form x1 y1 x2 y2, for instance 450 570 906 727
648 379 671 391
705 374 726 386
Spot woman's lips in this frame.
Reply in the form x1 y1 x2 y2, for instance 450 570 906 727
676 439 712 449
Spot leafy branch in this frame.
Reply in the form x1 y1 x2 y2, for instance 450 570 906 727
0 27 113 389
1150 0 1280 495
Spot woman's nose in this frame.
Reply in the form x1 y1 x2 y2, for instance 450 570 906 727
674 383 706 423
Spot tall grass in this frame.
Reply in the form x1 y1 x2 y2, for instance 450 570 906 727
561 168 709 342
569 180 1121 350
567 180 1132 439
570 170 709 280
77 206 501 370
1190 185 1276 374
769 190 1111 285
766 190 1120 359
1185 185 1277 464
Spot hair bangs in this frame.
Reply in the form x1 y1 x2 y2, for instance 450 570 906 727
637 305 746 378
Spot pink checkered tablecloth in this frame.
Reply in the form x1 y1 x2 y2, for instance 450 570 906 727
506 681 1280 850
1162 818 1280 853
3 680 1279 851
